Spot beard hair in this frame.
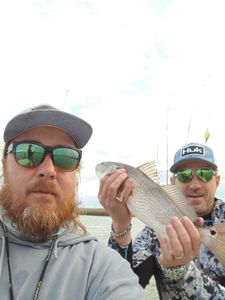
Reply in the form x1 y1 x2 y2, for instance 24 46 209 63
0 177 80 242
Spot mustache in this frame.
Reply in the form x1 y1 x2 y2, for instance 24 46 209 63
26 181 62 198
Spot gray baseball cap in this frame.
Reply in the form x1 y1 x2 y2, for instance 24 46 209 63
170 142 217 172
3 104 93 148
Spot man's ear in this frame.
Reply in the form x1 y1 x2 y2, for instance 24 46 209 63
170 176 175 185
215 174 220 187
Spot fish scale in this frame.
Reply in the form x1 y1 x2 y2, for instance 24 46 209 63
128 176 185 237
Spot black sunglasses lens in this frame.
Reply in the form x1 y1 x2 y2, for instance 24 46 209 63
15 143 45 167
53 147 80 170
13 143 80 171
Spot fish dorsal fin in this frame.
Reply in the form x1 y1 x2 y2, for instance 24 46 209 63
161 184 198 221
137 161 159 183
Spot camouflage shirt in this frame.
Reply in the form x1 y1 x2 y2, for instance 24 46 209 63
109 198 225 300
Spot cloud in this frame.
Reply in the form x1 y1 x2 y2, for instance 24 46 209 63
1 0 225 205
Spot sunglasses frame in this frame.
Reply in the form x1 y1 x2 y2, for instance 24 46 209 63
174 168 217 183
5 140 82 171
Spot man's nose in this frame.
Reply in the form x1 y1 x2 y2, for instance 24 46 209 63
36 154 57 179
189 174 202 188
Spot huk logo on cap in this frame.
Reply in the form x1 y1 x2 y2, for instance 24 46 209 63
181 145 204 157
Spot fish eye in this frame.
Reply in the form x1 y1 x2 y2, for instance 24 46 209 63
210 230 216 236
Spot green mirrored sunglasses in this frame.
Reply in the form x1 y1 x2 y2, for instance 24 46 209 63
5 141 82 171
175 168 217 183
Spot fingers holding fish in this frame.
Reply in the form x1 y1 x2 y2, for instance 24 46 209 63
193 216 204 227
159 216 200 267
158 236 175 266
164 223 187 266
169 217 199 262
119 177 135 203
98 168 127 205
99 168 134 205
97 168 133 226
181 216 201 257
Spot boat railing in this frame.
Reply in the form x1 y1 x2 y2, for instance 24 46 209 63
80 207 108 216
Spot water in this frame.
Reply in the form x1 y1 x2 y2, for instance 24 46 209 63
80 215 159 300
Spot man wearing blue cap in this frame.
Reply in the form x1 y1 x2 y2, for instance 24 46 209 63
98 142 225 299
170 142 218 218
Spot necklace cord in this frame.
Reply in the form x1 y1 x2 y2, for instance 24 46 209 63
0 220 57 300
1 222 14 300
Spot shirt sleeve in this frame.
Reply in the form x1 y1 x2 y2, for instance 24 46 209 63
108 236 133 264
108 235 156 288
166 262 225 299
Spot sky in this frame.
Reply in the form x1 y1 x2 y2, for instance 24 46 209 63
1 0 225 207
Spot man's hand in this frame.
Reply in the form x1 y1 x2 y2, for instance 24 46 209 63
159 216 203 267
98 168 134 246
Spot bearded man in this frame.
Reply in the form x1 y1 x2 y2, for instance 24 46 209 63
0 104 144 300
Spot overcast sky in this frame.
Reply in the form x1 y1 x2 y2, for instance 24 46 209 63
1 0 225 206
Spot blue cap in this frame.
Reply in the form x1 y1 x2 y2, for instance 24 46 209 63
170 142 217 173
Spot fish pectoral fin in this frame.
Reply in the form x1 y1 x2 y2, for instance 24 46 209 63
137 161 159 183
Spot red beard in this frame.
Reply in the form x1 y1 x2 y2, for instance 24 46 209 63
0 179 80 242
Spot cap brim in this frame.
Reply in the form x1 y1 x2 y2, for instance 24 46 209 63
170 158 218 173
4 110 92 148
